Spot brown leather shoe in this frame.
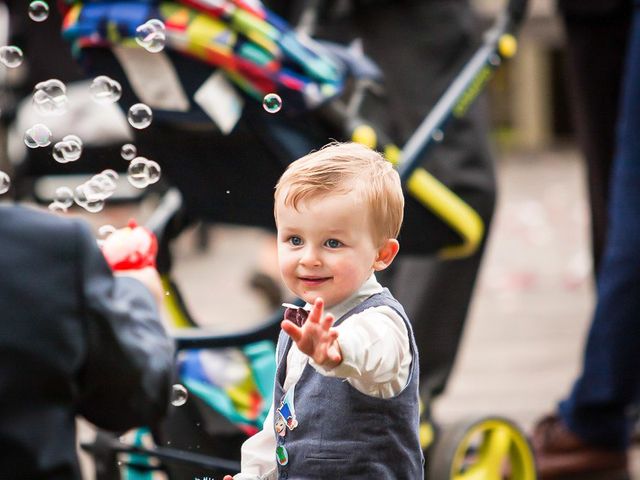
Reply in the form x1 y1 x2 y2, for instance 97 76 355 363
532 414 629 480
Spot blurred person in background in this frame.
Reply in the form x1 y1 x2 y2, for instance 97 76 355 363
557 0 631 274
268 0 497 409
0 204 175 479
532 1 640 478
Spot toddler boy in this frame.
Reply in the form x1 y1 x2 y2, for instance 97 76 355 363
226 142 423 479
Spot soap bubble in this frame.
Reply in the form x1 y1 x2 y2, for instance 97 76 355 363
101 169 119 183
74 182 106 213
73 185 89 206
24 123 52 148
48 201 67 213
33 79 68 116
171 384 188 406
89 173 117 197
127 157 150 188
0 171 10 194
90 75 122 105
127 156 161 188
83 198 105 214
52 135 82 163
0 46 23 68
63 134 83 149
145 160 161 184
98 224 116 237
121 143 137 161
127 103 153 129
135 19 166 53
28 1 49 22
262 93 282 113
72 169 119 212
53 186 74 208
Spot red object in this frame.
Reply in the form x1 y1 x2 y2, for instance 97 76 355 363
101 219 158 270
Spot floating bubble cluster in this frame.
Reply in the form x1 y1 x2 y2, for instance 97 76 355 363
33 79 68 116
28 1 49 22
48 186 74 212
90 75 122 105
24 123 52 148
127 156 161 189
0 46 24 68
171 384 188 406
127 103 153 129
121 143 137 161
52 135 83 163
262 93 282 113
135 19 166 53
73 170 120 213
0 171 10 195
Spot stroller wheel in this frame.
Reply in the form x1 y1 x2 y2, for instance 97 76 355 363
426 416 536 480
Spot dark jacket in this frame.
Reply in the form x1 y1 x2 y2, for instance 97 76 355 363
0 205 175 479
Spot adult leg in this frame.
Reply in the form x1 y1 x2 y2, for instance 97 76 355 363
557 2 640 449
533 4 640 477
559 2 631 273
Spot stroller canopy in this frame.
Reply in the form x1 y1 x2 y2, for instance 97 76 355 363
60 0 346 113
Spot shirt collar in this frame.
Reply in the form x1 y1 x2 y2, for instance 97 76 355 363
304 273 383 321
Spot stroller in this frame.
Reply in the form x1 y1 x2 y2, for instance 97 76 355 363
9 0 535 477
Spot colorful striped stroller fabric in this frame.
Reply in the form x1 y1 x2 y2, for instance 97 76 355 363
121 340 276 479
177 340 276 436
60 0 345 112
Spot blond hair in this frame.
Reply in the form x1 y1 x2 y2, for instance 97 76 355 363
274 142 404 245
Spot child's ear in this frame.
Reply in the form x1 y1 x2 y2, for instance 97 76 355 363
373 239 399 271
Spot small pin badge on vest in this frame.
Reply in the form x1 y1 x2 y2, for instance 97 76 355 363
276 444 289 466
282 303 310 327
277 389 298 430
275 411 287 437
277 398 299 431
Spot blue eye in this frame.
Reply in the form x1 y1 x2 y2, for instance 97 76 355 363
325 239 342 248
289 236 303 246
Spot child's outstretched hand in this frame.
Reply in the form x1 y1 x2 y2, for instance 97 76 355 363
281 297 342 369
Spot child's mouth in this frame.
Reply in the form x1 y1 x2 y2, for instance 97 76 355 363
299 276 331 286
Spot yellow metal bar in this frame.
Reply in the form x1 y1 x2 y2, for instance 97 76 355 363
384 144 484 259
161 275 193 329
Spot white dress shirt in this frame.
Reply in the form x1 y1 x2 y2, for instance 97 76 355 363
234 274 412 480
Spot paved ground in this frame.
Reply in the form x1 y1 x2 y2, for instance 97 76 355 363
72 147 639 478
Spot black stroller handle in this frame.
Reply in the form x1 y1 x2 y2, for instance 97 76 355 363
396 0 529 182
171 299 303 351
81 432 241 472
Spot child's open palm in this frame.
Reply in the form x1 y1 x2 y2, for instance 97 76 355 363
281 297 342 368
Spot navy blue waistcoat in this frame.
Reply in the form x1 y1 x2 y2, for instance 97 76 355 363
273 289 424 479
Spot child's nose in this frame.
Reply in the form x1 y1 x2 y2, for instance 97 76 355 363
300 246 321 267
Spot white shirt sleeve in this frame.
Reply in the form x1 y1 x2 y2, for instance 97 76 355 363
309 305 412 398
233 403 277 480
